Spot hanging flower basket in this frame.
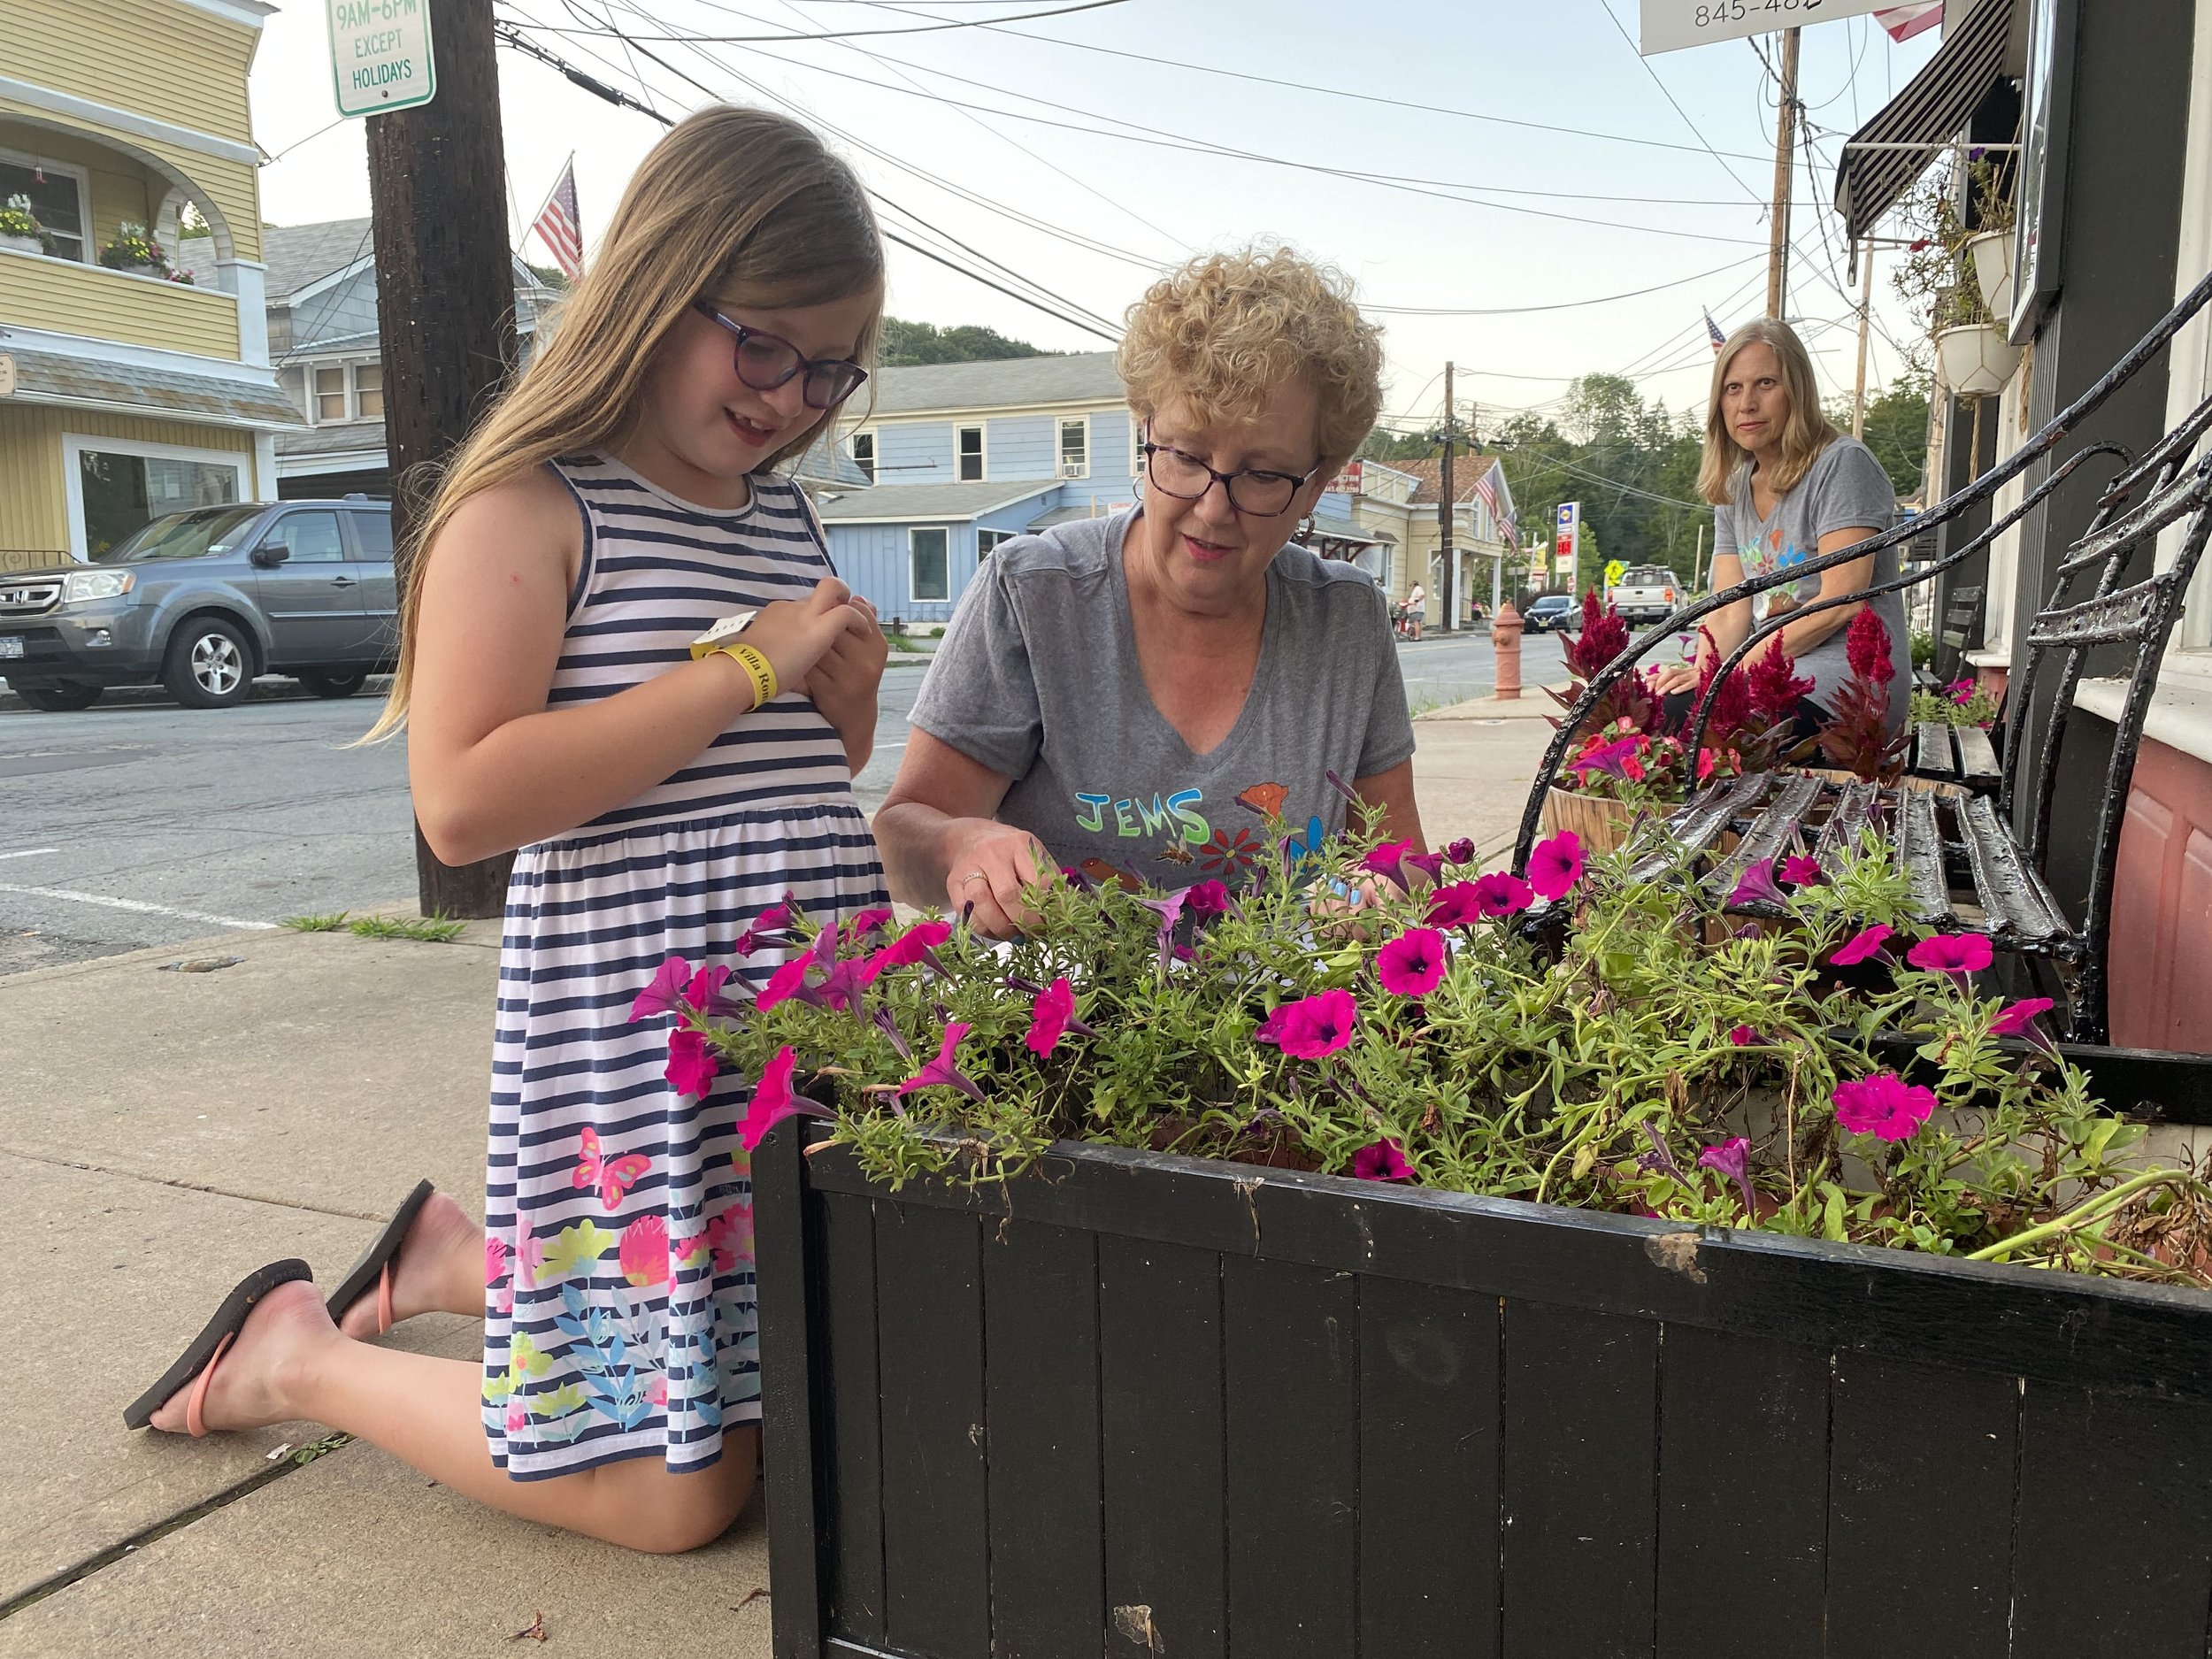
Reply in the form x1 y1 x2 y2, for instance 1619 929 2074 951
1936 322 2024 397
1966 227 2016 322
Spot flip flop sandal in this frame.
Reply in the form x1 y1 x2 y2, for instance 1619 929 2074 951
124 1258 313 1432
325 1178 435 1337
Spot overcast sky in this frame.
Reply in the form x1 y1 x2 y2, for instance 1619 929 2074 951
250 1 1940 437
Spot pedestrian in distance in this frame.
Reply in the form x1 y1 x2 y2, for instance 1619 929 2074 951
124 106 890 1555
1402 580 1426 641
1651 317 1904 737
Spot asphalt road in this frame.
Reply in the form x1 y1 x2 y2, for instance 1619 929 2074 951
0 630 1559 974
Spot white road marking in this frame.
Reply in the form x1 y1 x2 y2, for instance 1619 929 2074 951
0 848 58 861
0 883 276 931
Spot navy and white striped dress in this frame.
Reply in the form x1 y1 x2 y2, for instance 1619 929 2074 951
480 452 885 1481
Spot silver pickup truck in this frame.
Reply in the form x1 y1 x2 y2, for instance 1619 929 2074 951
1604 565 1682 626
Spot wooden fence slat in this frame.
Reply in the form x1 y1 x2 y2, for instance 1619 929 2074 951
1357 1277 1501 1659
1500 1299 1659 1656
1222 1256 1358 1656
818 1192 885 1646
2009 1380 2212 1655
874 1203 990 1657
1824 1352 2016 1659
981 1218 1105 1659
1654 1325 1828 1659
1101 1235 1226 1659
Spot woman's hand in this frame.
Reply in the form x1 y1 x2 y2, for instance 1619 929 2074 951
941 818 1056 939
1650 658 1702 695
803 594 888 772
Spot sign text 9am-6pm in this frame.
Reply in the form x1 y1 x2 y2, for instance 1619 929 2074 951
326 0 437 118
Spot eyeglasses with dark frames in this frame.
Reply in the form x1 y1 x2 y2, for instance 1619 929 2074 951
692 302 869 411
1139 434 1318 517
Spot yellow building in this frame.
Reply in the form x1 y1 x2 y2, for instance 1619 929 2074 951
0 0 299 574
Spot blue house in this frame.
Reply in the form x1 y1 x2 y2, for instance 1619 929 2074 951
817 352 1139 624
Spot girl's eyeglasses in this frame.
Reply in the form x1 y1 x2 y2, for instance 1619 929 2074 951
692 302 869 410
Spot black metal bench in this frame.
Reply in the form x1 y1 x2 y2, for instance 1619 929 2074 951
1517 267 2212 1047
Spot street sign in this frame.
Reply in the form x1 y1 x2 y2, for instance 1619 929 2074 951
1605 558 1626 588
1639 0 1897 55
327 0 437 119
1555 502 1581 595
1325 459 1364 495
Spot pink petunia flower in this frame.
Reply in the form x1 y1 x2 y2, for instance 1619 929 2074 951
1569 731 1645 781
1184 879 1232 916
1403 849 1449 885
1256 988 1358 1060
682 963 741 1018
1470 872 1535 918
734 899 796 957
1362 840 1415 890
1779 855 1824 887
869 920 953 979
1025 975 1087 1058
895 1021 989 1103
1990 996 2056 1039
1528 832 1586 902
1446 837 1477 866
1905 933 1993 977
619 1215 671 1288
1728 1024 1760 1046
664 1026 719 1098
1138 889 1187 974
736 1044 831 1151
628 955 693 1023
843 906 894 944
1377 927 1448 997
1351 1137 1414 1182
1725 857 1786 909
1425 881 1483 927
1832 1071 1938 1142
1829 923 1894 967
755 951 816 1011
1696 1135 1756 1214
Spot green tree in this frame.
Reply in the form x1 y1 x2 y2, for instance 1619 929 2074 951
1856 378 1932 503
1356 426 1443 462
879 318 1051 367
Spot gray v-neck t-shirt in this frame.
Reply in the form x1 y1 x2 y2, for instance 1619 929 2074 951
1716 434 1908 732
907 511 1417 885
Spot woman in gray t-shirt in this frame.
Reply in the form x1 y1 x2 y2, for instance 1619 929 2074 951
1655 319 1908 733
876 248 1423 936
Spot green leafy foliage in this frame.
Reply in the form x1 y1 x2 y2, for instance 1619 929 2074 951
348 913 465 943
280 910 350 933
878 318 1049 367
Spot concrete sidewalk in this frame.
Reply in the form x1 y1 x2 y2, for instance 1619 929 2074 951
1409 685 1565 867
0 925 771 1656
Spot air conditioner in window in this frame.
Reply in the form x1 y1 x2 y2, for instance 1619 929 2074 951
1058 460 1087 479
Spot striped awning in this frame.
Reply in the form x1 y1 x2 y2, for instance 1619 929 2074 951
1833 0 2015 242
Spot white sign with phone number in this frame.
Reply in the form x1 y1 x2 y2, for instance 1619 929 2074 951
1639 0 1896 55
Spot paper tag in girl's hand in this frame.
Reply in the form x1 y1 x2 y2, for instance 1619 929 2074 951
690 611 760 658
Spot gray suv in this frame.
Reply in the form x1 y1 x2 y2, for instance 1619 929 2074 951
0 498 396 711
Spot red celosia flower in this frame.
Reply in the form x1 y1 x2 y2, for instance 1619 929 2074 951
1746 635 1815 726
1905 933 1993 977
1377 927 1447 996
1832 1071 1937 1141
1567 590 1629 680
1830 923 1894 966
1351 1137 1414 1182
664 1026 718 1097
1470 872 1536 917
1255 988 1358 1060
1845 606 1895 685
1528 832 1586 902
1990 996 2056 1038
1691 629 1755 748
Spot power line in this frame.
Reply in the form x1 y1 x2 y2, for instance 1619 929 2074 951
523 0 1127 42
1367 253 1763 317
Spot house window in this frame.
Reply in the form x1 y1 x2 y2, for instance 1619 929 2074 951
1059 417 1088 479
850 431 875 482
956 426 985 481
354 361 384 419
910 526 950 601
314 365 348 423
0 151 88 262
978 528 1015 558
65 436 245 561
1132 415 1147 480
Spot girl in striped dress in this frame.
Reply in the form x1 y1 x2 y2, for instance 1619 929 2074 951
129 108 888 1553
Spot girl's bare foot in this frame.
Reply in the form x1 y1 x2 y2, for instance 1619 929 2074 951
336 1190 488 1340
146 1279 337 1436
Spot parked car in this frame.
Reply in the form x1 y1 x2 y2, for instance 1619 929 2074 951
1523 593 1578 633
0 498 396 711
1605 564 1681 626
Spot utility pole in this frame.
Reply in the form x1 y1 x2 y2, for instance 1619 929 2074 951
366 0 520 919
1851 247 1875 439
1766 27 1801 319
1439 360 1456 634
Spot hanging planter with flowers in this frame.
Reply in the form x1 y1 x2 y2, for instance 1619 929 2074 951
0 195 42 257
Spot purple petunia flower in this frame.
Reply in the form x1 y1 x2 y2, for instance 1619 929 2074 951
1184 879 1232 917
1350 1137 1414 1182
1832 1071 1938 1142
1138 889 1188 974
1362 840 1416 891
1446 837 1477 867
1779 855 1824 887
1377 927 1447 996
1725 857 1787 909
1697 1135 1756 1216
894 1021 988 1104
1255 988 1358 1060
1637 1121 1687 1181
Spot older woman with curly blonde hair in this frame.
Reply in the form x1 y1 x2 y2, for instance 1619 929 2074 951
875 245 1422 935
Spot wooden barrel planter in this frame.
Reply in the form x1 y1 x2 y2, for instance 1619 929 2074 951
753 1124 2212 1659
1540 784 1635 855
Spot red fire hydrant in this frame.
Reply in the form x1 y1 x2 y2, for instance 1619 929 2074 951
1490 601 1524 701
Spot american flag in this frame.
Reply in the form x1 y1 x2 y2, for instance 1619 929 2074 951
1706 308 1727 353
1471 459 1514 546
530 157 583 280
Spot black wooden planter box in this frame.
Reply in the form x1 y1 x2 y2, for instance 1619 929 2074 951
752 1124 2212 1658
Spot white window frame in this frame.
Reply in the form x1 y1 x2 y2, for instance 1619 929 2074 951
956 424 986 482
849 429 875 482
910 525 951 602
61 433 250 562
303 358 383 426
352 357 383 419
1058 416 1089 480
0 144 92 264
1131 413 1146 480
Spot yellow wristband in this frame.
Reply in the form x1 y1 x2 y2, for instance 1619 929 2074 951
713 642 778 710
